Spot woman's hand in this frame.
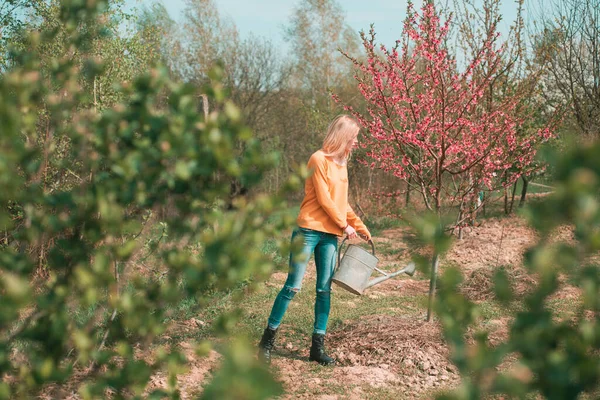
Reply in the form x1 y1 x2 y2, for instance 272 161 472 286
344 224 357 239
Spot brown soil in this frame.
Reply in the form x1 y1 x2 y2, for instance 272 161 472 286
147 218 585 399
146 344 221 399
446 217 537 273
37 216 587 399
329 315 460 398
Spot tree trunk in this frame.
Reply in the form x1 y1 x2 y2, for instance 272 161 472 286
470 194 477 226
504 186 509 215
457 206 464 240
482 192 486 217
93 77 98 113
427 177 443 322
405 177 412 207
200 94 209 119
426 252 440 322
519 177 529 207
509 180 518 214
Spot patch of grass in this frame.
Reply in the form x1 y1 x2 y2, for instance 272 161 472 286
421 387 455 399
175 295 200 319
286 380 354 397
330 292 427 324
475 300 513 321
363 215 404 237
360 384 408 399
545 296 582 321
260 238 288 266
71 303 100 328
371 241 410 259
163 270 430 348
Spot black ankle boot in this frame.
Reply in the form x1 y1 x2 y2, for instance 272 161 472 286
309 333 335 366
258 327 278 364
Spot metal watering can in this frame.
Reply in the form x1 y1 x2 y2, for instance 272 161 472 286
332 238 416 295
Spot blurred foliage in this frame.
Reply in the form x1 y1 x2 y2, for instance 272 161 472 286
0 0 302 398
430 141 600 399
199 339 283 400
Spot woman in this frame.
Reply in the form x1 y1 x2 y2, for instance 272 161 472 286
258 114 371 366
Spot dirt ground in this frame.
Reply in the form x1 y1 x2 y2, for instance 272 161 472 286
40 216 581 399
142 216 583 399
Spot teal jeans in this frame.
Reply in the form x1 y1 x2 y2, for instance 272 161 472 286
267 227 338 335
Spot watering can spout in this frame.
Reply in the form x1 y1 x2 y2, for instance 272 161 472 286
364 262 416 289
332 238 417 295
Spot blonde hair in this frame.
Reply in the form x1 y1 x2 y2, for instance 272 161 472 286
321 114 360 160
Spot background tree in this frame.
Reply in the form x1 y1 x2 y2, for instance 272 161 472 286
0 0 167 269
284 0 359 109
135 1 179 79
283 0 362 172
340 2 553 320
170 0 303 197
529 0 600 140
452 0 555 215
177 0 238 84
0 0 33 70
152 0 371 203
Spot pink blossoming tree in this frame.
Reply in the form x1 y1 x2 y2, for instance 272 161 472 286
337 1 553 320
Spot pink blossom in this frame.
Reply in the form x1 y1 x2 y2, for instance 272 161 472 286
338 1 554 213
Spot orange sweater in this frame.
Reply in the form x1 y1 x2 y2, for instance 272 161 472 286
297 150 370 239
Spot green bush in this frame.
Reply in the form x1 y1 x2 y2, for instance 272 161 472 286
0 0 300 398
432 142 600 399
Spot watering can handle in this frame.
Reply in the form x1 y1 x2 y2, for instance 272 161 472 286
337 237 376 269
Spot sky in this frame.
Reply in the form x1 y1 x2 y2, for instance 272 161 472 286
124 0 522 55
